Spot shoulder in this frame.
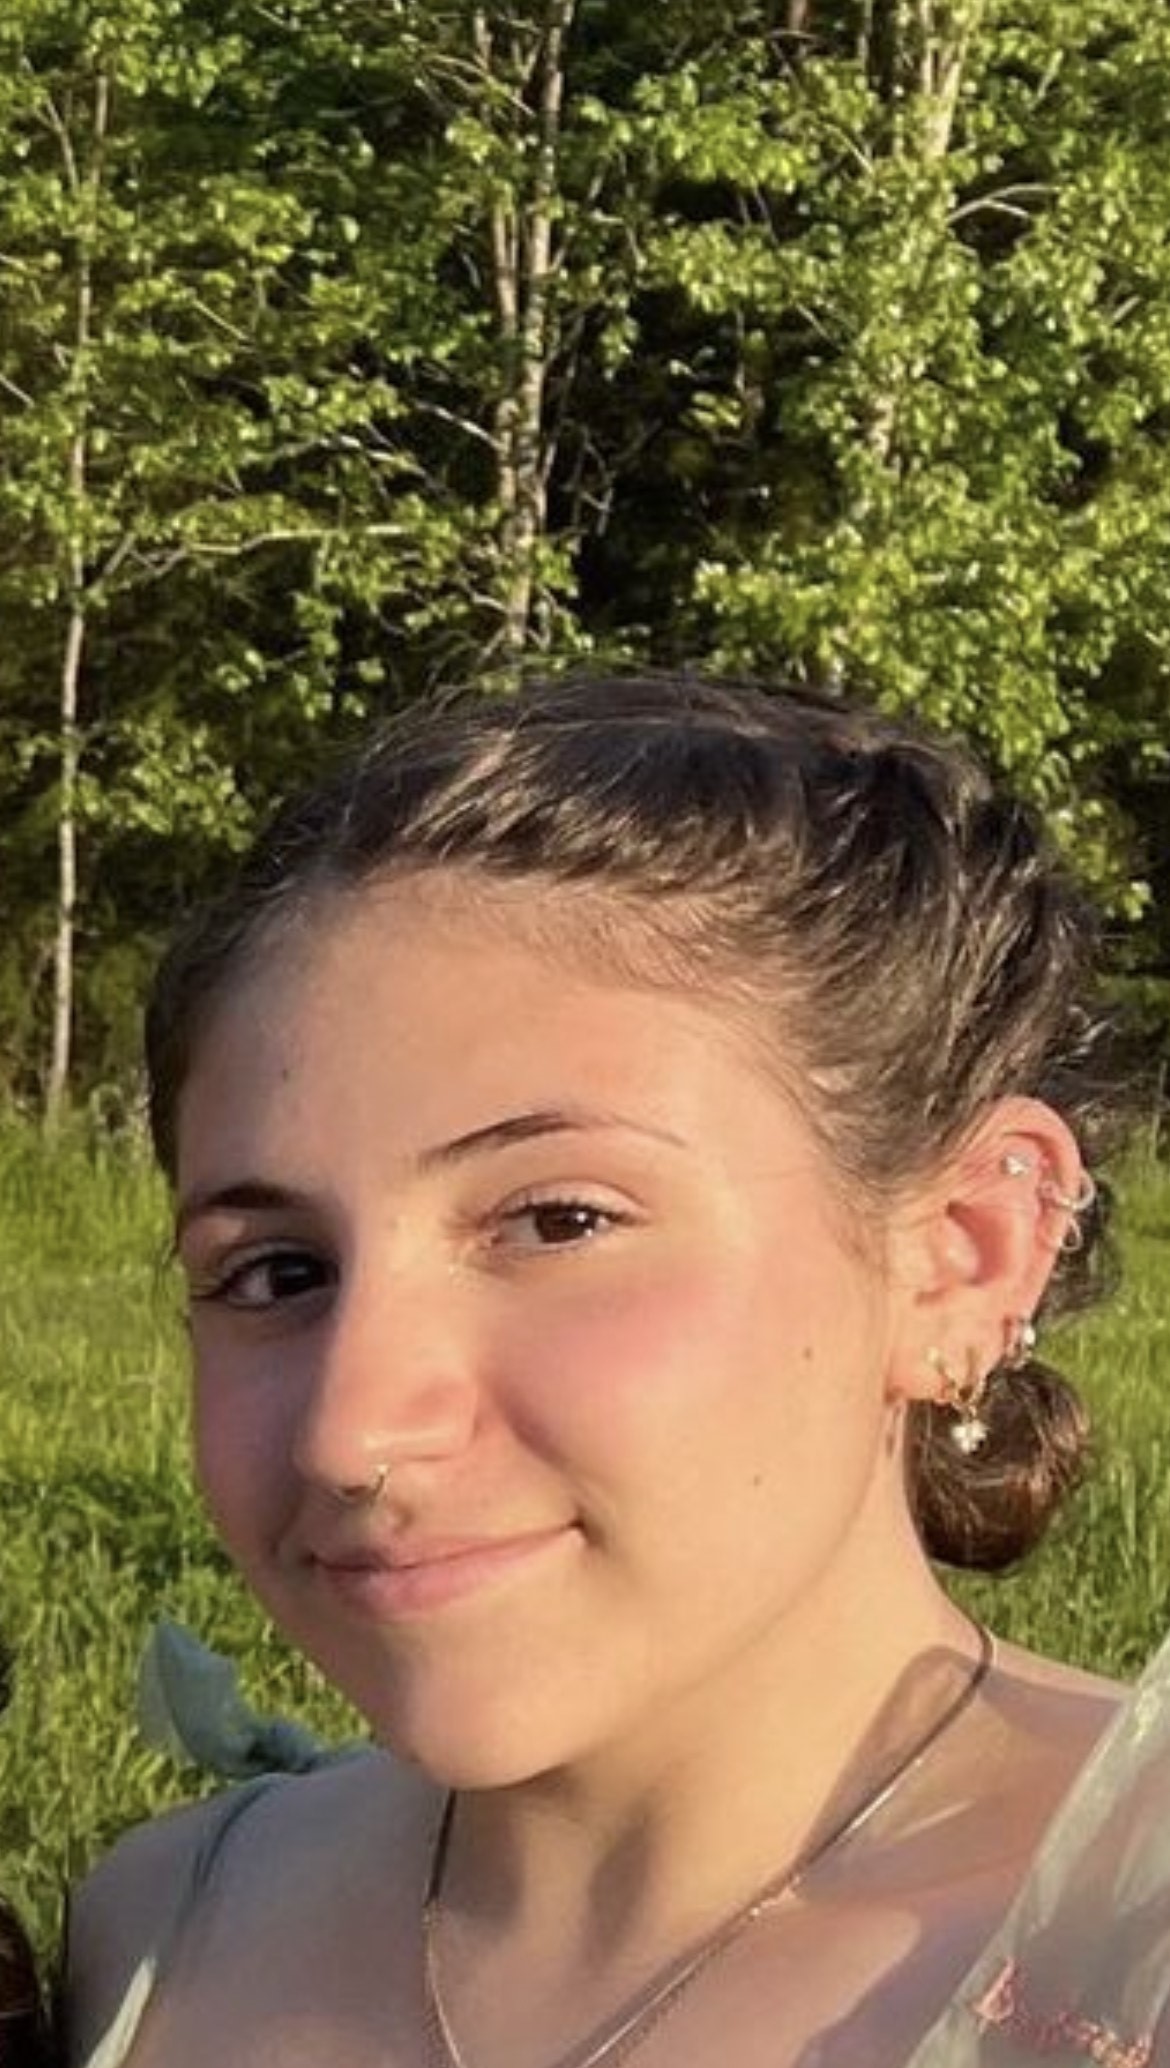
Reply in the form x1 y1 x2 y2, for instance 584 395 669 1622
978 1639 1170 2044
984 1637 1125 1762
985 1633 1170 1844
991 1634 1124 1702
908 1642 1170 2068
66 1789 241 2066
65 1752 430 2066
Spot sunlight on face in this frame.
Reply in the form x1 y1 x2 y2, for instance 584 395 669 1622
174 873 912 1787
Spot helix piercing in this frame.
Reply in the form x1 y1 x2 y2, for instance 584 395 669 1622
1039 1171 1096 1251
1038 1172 1097 1215
1000 1156 1096 1252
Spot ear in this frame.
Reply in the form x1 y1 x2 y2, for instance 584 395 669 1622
884 1095 1088 1405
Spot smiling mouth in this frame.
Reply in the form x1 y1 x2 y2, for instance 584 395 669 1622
313 1525 575 1618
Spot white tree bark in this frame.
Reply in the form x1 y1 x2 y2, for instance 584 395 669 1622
476 1 577 670
43 63 109 1129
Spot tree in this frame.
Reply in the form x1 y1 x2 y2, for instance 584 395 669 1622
0 0 452 1111
589 0 1170 908
3 0 1169 1103
0 0 656 1104
0 0 312 1116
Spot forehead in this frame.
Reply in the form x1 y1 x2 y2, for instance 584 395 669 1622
175 871 822 1184
208 867 746 1053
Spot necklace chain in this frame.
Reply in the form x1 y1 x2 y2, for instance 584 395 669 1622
421 1623 993 2068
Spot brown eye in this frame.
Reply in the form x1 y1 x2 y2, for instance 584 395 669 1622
530 1204 607 1246
497 1200 623 1253
193 1248 334 1309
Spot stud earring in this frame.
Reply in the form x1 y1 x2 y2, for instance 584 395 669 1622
1001 1152 1031 1178
928 1348 990 1455
1003 1315 1037 1369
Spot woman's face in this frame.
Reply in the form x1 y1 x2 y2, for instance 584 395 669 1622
175 875 917 1785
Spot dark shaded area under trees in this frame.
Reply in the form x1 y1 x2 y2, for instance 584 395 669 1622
1 0 1168 1118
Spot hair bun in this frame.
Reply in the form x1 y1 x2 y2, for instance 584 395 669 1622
908 1362 1090 1572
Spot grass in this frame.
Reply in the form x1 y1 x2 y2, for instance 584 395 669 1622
2 1122 1170 1955
0 1122 355 1956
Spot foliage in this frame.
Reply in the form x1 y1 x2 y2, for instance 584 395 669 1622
0 1 1168 1099
591 3 1170 906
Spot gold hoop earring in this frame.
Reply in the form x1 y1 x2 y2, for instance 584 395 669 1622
928 1348 990 1456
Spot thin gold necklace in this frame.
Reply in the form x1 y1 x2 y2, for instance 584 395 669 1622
421 1623 994 2068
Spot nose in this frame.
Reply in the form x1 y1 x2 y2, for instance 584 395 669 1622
291 1260 479 1495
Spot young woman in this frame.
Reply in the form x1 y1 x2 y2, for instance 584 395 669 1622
67 675 1170 2067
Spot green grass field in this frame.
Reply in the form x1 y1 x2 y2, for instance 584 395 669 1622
2 1122 1170 1958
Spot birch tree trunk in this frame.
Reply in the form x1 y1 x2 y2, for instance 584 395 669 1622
476 1 576 671
43 63 109 1130
860 0 986 475
45 572 85 1132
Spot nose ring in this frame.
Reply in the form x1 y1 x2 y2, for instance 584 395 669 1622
329 1464 389 1506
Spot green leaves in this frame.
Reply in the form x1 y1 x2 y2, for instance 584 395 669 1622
598 1 1170 914
2 0 1170 1099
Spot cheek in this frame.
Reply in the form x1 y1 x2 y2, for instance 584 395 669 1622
496 1242 890 1557
190 1348 292 1551
497 1260 816 1463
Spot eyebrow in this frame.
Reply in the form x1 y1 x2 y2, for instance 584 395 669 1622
416 1107 683 1170
174 1180 316 1242
175 1107 684 1239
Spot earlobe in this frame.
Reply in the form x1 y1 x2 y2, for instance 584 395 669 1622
885 1094 1090 1406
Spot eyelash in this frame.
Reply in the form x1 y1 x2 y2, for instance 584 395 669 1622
187 1194 632 1311
491 1193 632 1253
188 1249 334 1312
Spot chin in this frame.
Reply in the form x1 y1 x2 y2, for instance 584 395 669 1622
372 1688 592 1789
317 1654 603 1789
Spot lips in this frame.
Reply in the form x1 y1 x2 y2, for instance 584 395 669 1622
311 1524 575 1617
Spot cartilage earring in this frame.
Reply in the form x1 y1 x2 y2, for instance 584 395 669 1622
1003 1314 1037 1369
1001 1152 1031 1179
1039 1172 1096 1213
1038 1170 1096 1251
928 1348 990 1455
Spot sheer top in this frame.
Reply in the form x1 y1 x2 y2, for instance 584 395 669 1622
76 1628 1170 2068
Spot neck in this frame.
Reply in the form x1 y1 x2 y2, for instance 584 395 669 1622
442 1545 978 1957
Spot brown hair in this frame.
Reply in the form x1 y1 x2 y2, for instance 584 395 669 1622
0 1908 50 2068
0 1644 51 2066
147 672 1128 1571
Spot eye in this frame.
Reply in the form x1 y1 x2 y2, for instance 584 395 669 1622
189 1247 335 1311
493 1197 629 1254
